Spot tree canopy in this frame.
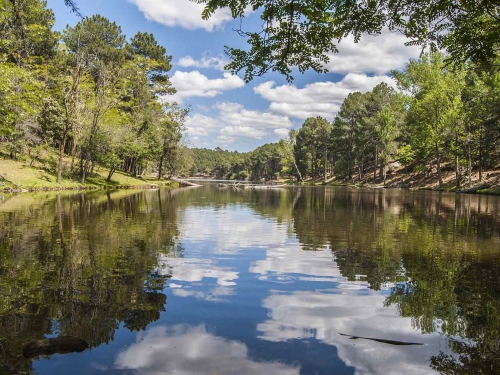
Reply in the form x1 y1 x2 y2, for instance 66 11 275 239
196 0 500 81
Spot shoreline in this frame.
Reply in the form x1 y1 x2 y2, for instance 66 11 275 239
1 183 173 194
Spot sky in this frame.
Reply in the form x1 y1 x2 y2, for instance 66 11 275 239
46 0 421 151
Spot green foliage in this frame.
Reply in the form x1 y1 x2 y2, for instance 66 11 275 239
195 0 500 82
0 0 183 185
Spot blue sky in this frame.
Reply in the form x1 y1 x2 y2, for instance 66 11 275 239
46 0 421 151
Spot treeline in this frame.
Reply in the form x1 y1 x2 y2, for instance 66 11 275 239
190 52 500 188
285 52 500 187
189 144 282 181
0 0 186 183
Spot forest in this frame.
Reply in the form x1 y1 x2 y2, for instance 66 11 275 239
189 52 500 190
1 0 499 192
0 0 187 186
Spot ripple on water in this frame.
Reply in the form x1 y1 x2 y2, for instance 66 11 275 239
258 274 296 284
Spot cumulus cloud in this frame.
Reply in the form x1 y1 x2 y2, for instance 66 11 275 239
168 71 244 103
274 128 290 138
326 29 421 75
178 55 229 71
185 102 294 144
220 126 268 139
129 0 233 31
215 134 236 145
217 102 294 131
255 74 395 120
185 114 219 137
115 325 299 374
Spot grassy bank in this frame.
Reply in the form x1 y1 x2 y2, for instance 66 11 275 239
0 158 174 193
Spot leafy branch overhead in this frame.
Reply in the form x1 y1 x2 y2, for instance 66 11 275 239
195 0 499 82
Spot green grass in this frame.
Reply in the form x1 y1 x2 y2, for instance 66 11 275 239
477 188 500 196
0 157 171 192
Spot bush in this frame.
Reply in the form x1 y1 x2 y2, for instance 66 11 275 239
334 158 348 178
170 181 180 188
238 170 249 180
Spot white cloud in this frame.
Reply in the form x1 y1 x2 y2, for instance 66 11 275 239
184 102 294 146
215 134 236 145
255 74 395 120
217 102 294 130
220 126 268 139
130 0 233 31
326 29 421 74
178 55 229 71
185 114 219 137
115 325 300 374
168 71 244 103
274 128 290 138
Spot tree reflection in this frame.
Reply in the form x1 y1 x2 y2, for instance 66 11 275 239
0 190 180 373
286 188 500 374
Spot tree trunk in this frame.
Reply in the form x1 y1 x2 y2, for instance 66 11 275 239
478 142 483 182
374 146 378 179
455 133 460 190
107 167 115 182
435 142 442 188
323 148 328 183
57 132 68 184
81 156 90 184
158 155 164 180
467 141 472 188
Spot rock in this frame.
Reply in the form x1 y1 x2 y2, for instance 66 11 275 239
22 336 89 358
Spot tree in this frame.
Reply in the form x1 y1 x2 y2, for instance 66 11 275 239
157 104 188 179
394 52 465 188
64 15 127 183
0 0 58 66
367 83 405 184
335 92 368 181
278 129 302 182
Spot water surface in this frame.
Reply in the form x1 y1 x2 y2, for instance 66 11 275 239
1 186 499 374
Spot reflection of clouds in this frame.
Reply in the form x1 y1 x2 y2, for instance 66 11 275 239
115 325 299 375
158 256 238 286
252 245 443 374
258 290 444 375
172 285 235 302
251 245 367 291
251 245 339 277
180 207 288 254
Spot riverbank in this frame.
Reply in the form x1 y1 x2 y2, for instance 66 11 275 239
301 162 500 196
0 158 176 193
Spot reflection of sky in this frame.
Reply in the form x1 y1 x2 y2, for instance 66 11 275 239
34 190 449 375
115 325 299 375
179 206 289 254
258 291 443 375
252 244 446 375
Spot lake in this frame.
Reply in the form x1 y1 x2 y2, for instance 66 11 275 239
1 185 499 375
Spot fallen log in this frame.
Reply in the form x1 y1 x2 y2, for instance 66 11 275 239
23 336 89 358
171 177 201 187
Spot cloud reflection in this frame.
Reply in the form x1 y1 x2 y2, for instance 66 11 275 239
180 207 289 254
115 325 299 375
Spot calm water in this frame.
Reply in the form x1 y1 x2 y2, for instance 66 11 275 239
1 186 500 375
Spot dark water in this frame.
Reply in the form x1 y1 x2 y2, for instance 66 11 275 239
1 186 500 375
